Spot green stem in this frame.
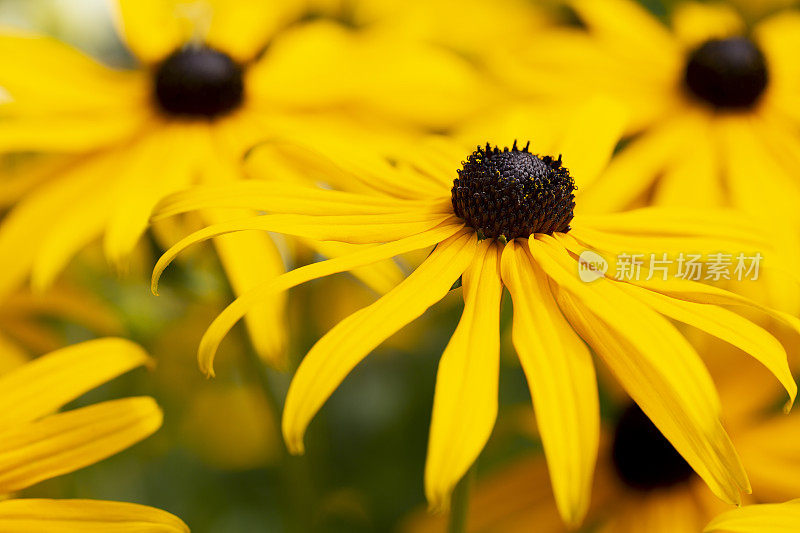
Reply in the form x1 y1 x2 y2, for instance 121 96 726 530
242 347 313 533
448 464 476 533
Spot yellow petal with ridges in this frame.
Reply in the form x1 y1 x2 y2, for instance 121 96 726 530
0 338 151 427
614 281 796 407
0 397 161 493
425 240 502 510
500 241 598 527
152 212 453 290
283 230 477 454
196 223 463 376
530 237 749 504
0 498 188 533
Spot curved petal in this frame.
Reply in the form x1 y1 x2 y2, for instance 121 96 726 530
305 239 405 294
613 281 796 407
152 212 453 286
500 241 598 527
0 338 151 427
203 209 288 368
425 240 502 510
282 230 477 454
0 498 188 533
0 397 162 493
195 223 463 376
530 237 749 504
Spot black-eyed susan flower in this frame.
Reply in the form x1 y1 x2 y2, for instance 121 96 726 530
512 0 800 225
152 134 800 527
705 500 800 532
0 337 187 532
0 0 483 366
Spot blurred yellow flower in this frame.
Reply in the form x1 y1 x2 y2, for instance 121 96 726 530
0 337 187 532
520 0 800 227
0 0 484 367
153 132 800 527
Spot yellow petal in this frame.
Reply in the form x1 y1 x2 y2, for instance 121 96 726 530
717 116 800 227
0 110 150 154
530 236 749 504
0 397 161 493
249 21 486 129
0 498 188 533
305 240 405 294
153 180 448 220
736 415 800 502
578 117 691 214
203 209 288 369
705 500 800 532
653 116 723 207
102 124 201 268
152 212 454 287
282 230 477 454
0 338 151 427
425 240 503 510
499 240 598 527
567 0 681 72
556 96 627 190
0 31 146 108
671 2 744 49
113 0 187 64
205 0 306 61
196 223 464 376
613 281 796 407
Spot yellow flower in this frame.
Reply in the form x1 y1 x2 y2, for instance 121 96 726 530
0 337 187 532
513 0 800 225
152 131 800 527
706 500 800 532
0 0 483 367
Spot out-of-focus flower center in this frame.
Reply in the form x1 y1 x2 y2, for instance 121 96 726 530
154 46 244 118
451 142 576 240
684 37 768 109
612 404 695 491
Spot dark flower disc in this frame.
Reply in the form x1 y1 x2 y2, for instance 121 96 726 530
154 46 244 118
612 403 695 491
451 142 576 240
684 37 768 109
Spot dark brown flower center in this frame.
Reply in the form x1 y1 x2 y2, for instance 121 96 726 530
612 404 695 491
684 37 768 109
154 46 244 118
451 142 576 240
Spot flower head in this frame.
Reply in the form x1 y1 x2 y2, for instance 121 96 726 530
0 1 484 367
153 131 800 527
